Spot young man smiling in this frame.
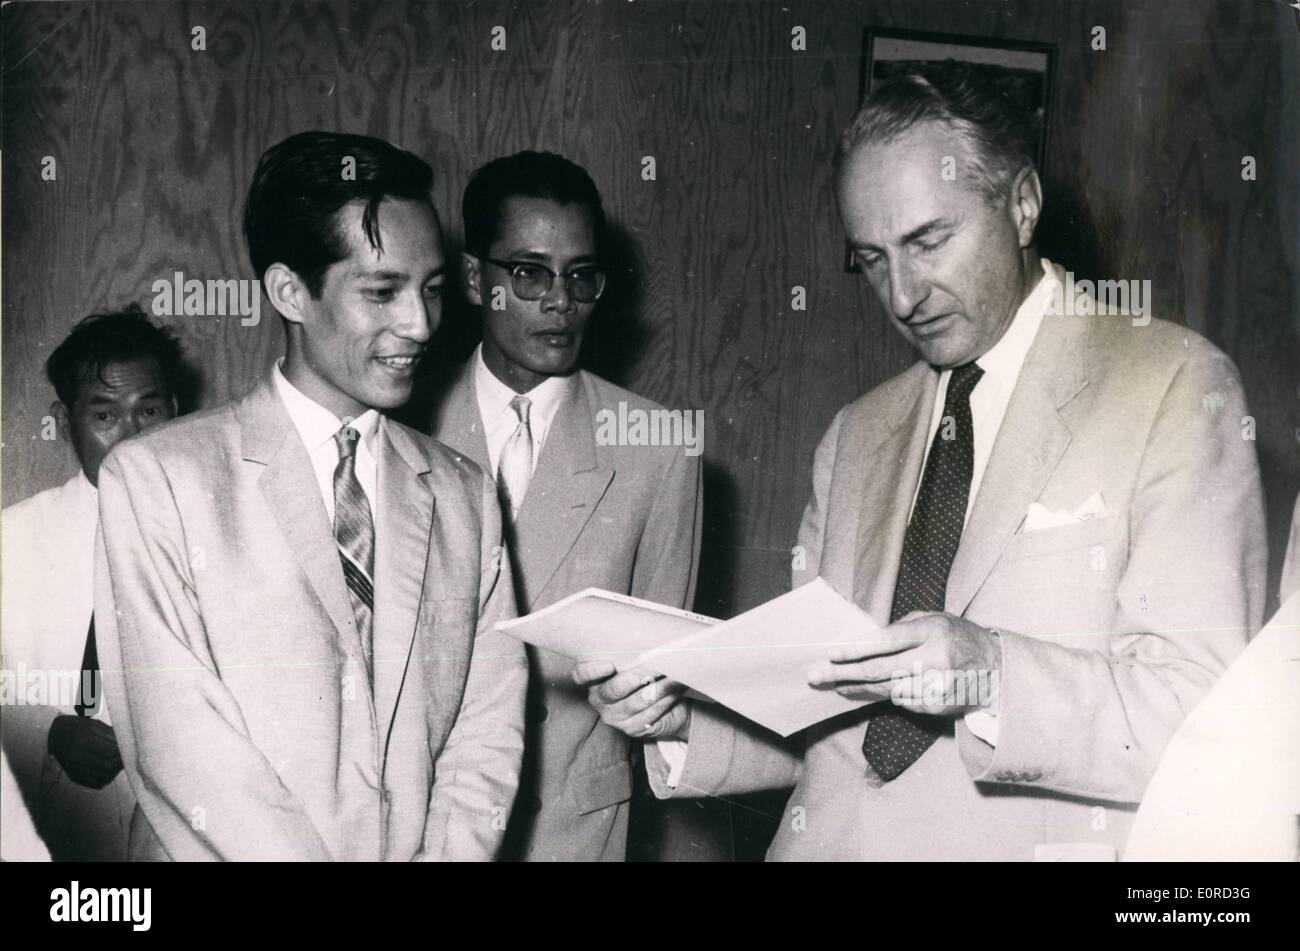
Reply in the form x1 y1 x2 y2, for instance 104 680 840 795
431 151 725 861
94 131 526 861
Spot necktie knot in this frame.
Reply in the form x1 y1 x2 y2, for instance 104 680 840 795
335 424 361 459
510 395 532 426
946 362 984 404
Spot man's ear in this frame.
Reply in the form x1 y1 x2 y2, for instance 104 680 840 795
51 400 70 438
263 263 309 326
461 252 484 307
1009 166 1043 248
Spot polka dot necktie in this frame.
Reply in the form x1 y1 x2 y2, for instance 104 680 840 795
334 425 375 687
862 362 984 781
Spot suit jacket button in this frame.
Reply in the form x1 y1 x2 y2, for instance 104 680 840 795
528 702 549 723
529 796 544 814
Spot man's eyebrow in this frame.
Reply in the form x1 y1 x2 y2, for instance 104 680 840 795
899 218 955 245
84 388 166 405
355 269 410 281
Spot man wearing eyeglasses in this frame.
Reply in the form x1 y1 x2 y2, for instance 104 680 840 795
430 151 724 862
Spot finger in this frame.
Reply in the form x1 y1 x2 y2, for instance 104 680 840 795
834 683 894 702
806 659 898 686
617 693 682 737
595 675 675 723
826 624 931 662
593 670 661 704
572 660 617 685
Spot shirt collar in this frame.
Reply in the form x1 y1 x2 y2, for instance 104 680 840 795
272 359 381 455
973 257 1056 388
77 467 97 503
473 344 570 426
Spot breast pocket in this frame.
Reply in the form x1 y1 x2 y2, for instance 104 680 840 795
1003 516 1112 561
983 518 1121 641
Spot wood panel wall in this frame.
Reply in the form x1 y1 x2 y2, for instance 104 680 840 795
5 0 1297 622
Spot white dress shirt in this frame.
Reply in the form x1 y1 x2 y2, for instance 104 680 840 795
922 259 1055 745
473 344 570 478
272 360 381 522
658 259 1060 782
1 469 133 859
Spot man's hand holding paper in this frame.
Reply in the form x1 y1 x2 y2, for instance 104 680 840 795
804 611 1002 717
572 662 691 740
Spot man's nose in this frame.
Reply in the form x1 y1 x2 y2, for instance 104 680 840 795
395 289 434 343
888 258 930 322
541 274 575 313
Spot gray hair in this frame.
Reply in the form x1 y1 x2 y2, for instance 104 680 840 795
836 61 1040 205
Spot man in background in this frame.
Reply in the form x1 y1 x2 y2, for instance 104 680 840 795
2 305 184 860
431 150 726 861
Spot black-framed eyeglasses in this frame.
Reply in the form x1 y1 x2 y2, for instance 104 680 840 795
483 257 606 304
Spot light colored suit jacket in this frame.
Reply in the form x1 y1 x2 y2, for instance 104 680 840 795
1 472 134 860
95 375 527 861
1280 494 1300 603
432 365 704 861
651 276 1266 860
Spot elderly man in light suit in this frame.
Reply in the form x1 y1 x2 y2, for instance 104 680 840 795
578 64 1266 861
431 151 725 861
95 131 526 861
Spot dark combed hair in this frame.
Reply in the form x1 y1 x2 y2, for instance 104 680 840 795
243 130 436 296
46 303 186 406
837 60 1041 205
462 150 605 257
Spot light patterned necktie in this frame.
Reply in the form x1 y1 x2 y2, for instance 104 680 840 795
863 362 984 781
333 425 375 686
497 395 533 520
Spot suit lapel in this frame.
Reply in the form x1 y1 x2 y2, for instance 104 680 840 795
946 309 1090 615
512 373 612 609
373 422 435 755
852 364 939 621
239 379 358 645
430 361 490 472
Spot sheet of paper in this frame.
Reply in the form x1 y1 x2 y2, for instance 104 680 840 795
637 577 882 737
492 587 717 667
494 577 884 737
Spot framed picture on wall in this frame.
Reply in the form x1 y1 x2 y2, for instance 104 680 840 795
845 28 1056 272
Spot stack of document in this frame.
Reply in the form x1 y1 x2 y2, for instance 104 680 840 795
493 577 884 737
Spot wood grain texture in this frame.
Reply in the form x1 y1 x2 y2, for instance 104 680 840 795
4 0 1296 612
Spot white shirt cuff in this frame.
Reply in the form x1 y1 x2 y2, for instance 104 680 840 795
651 738 689 787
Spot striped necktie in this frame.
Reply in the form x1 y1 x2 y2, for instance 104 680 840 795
863 362 984 780
497 395 533 520
333 425 375 686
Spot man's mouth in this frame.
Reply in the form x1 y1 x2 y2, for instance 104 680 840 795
535 329 577 346
910 313 954 337
375 353 422 371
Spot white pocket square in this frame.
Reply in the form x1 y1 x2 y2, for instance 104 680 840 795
1023 492 1106 532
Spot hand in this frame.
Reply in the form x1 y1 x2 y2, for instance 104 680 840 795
48 715 124 789
805 612 1002 716
572 661 691 740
